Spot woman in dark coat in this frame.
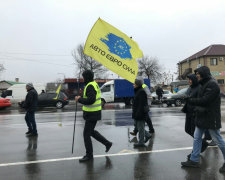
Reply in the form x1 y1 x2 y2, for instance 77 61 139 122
182 74 208 158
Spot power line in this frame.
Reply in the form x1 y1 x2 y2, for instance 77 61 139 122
0 51 72 57
0 56 74 68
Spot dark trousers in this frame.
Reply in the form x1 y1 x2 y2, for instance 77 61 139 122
158 95 162 101
134 113 154 132
83 120 110 157
25 111 37 134
145 113 154 131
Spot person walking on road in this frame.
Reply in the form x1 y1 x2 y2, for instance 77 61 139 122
132 77 151 147
182 74 208 159
75 70 112 162
23 83 38 137
156 86 163 102
181 66 225 173
130 77 155 136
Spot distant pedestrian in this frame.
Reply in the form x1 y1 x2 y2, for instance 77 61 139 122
132 77 151 147
156 86 163 102
23 83 38 137
75 70 112 162
181 66 225 172
182 74 208 159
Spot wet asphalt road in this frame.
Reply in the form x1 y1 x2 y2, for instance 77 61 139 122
1 103 225 180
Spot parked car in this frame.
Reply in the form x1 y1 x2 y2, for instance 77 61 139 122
163 88 188 106
150 90 173 104
19 92 69 109
0 97 11 109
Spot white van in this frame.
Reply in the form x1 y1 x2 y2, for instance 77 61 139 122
1 83 46 103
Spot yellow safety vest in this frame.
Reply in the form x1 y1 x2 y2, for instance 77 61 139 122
82 81 102 112
142 84 147 88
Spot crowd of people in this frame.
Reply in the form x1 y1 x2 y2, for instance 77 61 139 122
22 66 225 173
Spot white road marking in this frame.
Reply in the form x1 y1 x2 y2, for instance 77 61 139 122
0 146 195 167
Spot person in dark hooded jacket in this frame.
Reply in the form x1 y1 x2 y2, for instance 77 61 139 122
75 70 112 162
23 83 38 137
182 74 208 159
181 66 225 173
132 77 151 147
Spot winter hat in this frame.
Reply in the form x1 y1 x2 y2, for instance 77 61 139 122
26 83 34 88
135 76 144 87
82 70 94 83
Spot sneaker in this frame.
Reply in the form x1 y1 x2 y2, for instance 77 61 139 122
130 131 137 136
105 142 112 152
79 155 93 162
133 143 146 148
181 160 200 168
219 163 225 172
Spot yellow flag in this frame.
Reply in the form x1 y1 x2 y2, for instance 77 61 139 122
84 18 143 83
53 84 61 100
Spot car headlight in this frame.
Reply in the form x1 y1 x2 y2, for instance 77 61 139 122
167 96 172 99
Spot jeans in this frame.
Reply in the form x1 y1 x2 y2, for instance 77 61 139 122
190 127 225 162
135 120 151 144
25 111 37 134
83 120 110 157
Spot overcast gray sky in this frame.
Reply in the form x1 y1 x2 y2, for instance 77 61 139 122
1 0 225 83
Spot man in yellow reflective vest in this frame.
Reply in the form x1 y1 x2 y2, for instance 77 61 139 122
75 70 112 162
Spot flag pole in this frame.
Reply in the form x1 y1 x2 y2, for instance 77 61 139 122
72 67 81 154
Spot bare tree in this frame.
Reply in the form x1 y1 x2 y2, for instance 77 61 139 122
0 64 5 80
72 44 108 79
138 56 162 83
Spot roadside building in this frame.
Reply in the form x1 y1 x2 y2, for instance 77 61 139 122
178 44 225 93
0 80 25 94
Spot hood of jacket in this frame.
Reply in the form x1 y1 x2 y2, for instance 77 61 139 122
194 66 211 84
187 74 198 88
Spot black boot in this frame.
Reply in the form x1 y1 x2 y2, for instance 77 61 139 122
79 155 93 162
130 131 138 136
105 142 112 152
181 160 200 168
201 140 208 153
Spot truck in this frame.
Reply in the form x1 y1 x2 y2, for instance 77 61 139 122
100 79 150 106
1 83 46 103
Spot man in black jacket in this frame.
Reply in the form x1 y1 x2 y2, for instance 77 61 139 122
132 77 151 148
23 83 38 137
75 70 112 162
181 66 225 172
156 86 163 102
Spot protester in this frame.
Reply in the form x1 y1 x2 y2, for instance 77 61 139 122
132 77 151 147
156 86 163 102
75 70 112 162
181 66 225 172
23 83 38 137
182 74 208 159
130 77 155 136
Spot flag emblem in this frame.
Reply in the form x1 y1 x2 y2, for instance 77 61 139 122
101 33 132 59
